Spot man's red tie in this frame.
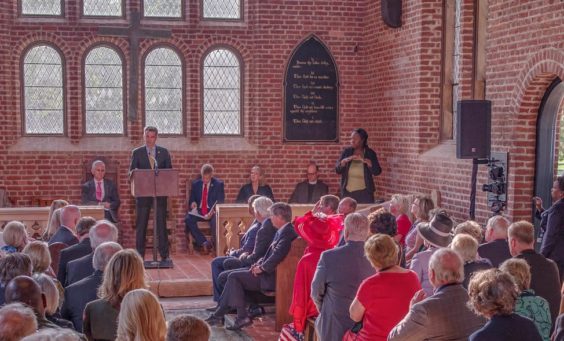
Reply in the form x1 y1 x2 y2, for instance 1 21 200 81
96 181 102 201
201 183 208 215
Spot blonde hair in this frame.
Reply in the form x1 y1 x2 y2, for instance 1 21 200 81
43 200 68 240
116 289 166 341
2 221 28 250
22 241 51 273
450 234 479 262
500 258 531 291
45 207 63 241
364 234 399 269
508 221 535 245
414 195 434 221
390 194 411 216
32 273 59 315
98 249 147 306
453 220 483 244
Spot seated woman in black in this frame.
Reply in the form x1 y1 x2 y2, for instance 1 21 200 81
236 165 275 203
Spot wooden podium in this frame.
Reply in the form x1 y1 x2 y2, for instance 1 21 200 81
131 168 179 269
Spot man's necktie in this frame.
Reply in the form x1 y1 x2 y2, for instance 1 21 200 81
201 184 208 215
149 150 155 169
96 181 102 201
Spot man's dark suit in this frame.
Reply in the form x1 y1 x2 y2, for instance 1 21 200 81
48 226 78 246
541 199 564 281
57 237 92 287
184 177 225 247
65 253 94 287
478 239 512 267
61 270 103 332
289 180 329 204
215 223 298 319
129 145 172 259
81 179 121 223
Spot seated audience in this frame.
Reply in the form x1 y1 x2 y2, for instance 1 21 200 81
83 249 147 341
57 216 97 286
345 234 420 341
500 258 551 340
454 220 484 244
553 314 564 341
410 209 454 296
450 234 492 288
236 165 275 203
467 269 542 340
167 314 211 341
184 163 225 252
1 221 29 255
389 248 486 340
0 302 38 341
541 175 564 282
42 199 68 241
22 328 82 341
405 195 434 264
65 220 119 286
389 194 412 246
0 253 32 305
81 160 121 223
62 242 122 332
368 208 404 266
48 205 81 246
286 195 342 336
311 213 374 341
23 241 52 275
478 215 512 267
289 161 329 203
33 273 73 329
337 197 358 246
206 203 298 331
509 221 561 326
116 289 166 341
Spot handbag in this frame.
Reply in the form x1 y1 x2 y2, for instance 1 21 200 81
342 321 363 341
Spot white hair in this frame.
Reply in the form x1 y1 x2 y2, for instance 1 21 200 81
429 248 465 284
344 213 369 241
91 160 105 172
89 220 119 249
252 197 273 218
93 242 123 271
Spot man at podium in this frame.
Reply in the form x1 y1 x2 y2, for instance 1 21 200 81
129 126 172 261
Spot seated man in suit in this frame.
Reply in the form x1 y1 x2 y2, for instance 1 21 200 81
48 205 81 246
184 164 225 252
289 161 329 204
478 215 512 267
81 160 121 223
57 216 97 287
206 202 298 331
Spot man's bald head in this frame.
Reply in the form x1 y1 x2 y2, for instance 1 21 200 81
61 205 81 229
5 276 46 317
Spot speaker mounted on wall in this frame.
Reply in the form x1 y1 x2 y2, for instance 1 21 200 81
381 0 402 28
456 100 492 159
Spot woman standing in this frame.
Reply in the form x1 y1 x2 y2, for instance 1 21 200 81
336 128 381 203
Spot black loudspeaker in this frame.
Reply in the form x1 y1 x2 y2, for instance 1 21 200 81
456 100 491 159
381 0 402 28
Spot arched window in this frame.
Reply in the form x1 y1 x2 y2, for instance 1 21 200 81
84 46 124 134
23 44 64 135
144 47 183 135
203 0 240 19
21 0 62 16
143 0 182 18
83 0 122 16
203 48 241 135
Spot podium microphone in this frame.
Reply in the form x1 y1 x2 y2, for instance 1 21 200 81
149 155 159 175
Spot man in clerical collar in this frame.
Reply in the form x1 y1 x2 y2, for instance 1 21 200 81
289 161 329 204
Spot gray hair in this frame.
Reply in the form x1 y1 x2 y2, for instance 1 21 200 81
89 220 119 249
0 302 38 341
320 195 340 213
22 328 82 341
32 273 59 315
60 205 81 227
344 213 369 241
429 248 465 285
269 202 292 223
450 234 479 262
200 164 214 175
486 215 510 238
91 160 105 172
252 197 273 218
93 242 123 271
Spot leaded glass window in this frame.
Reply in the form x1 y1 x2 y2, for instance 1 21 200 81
144 0 182 18
23 45 64 135
203 0 240 19
84 46 124 134
144 48 183 134
83 0 122 17
21 0 61 16
203 49 241 135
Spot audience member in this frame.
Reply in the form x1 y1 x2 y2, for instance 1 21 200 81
167 314 211 341
336 197 358 246
509 221 561 326
478 215 512 267
389 194 412 246
410 210 454 296
553 314 564 341
1 221 29 255
311 213 374 341
57 216 97 285
185 163 225 252
62 242 123 331
450 234 492 288
236 165 275 203
207 203 298 331
286 195 342 336
454 220 484 244
33 273 73 329
23 241 52 275
48 205 81 246
43 199 68 241
0 302 38 341
541 175 564 282
81 160 121 223
0 253 32 305
83 249 147 341
500 258 551 340
22 328 82 341
467 269 542 340
368 208 404 266
289 161 329 203
65 220 119 286
344 234 419 341
405 195 434 263
389 248 486 340
116 289 166 341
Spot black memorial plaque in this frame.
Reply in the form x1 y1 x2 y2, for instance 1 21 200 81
284 36 339 142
